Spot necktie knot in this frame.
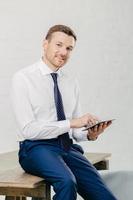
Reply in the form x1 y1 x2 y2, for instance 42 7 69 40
51 73 58 84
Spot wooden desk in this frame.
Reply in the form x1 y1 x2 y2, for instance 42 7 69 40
85 152 111 170
0 151 111 200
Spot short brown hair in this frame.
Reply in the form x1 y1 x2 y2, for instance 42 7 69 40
45 24 77 41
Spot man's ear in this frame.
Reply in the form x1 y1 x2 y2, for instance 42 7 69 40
42 39 48 51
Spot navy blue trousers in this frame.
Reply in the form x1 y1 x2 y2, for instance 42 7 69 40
19 139 117 200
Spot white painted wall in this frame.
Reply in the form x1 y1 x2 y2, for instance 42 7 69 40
0 0 133 170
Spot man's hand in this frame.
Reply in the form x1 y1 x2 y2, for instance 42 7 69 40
70 113 99 129
87 121 112 141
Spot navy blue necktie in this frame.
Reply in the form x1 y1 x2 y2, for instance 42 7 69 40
51 73 71 151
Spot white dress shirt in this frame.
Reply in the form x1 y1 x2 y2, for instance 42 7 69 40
11 59 88 142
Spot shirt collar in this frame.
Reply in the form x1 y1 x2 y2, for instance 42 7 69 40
39 58 63 77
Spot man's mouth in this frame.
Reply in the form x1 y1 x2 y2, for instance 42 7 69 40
57 57 66 62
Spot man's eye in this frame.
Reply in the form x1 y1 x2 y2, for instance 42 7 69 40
67 47 73 51
56 43 62 47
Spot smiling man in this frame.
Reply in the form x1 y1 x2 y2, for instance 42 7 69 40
43 31 75 69
11 25 117 200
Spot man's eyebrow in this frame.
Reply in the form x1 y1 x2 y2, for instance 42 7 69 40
56 41 74 49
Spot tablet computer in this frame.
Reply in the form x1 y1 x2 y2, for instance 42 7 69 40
83 119 116 131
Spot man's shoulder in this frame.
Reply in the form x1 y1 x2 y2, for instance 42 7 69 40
13 60 40 79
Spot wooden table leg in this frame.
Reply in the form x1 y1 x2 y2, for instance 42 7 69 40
5 197 26 200
5 197 15 200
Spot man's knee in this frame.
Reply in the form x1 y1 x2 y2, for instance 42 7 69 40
62 174 77 188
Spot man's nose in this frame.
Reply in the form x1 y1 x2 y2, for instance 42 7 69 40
60 48 67 56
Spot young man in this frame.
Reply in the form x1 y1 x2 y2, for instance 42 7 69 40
11 25 117 200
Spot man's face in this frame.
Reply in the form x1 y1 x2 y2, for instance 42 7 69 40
43 31 75 70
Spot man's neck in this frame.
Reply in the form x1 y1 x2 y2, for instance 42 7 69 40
42 56 59 72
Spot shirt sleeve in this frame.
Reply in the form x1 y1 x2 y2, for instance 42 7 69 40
71 79 88 142
10 72 70 140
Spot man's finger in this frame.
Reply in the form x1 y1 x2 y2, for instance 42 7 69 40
88 118 97 126
103 121 112 129
98 123 104 131
93 125 98 132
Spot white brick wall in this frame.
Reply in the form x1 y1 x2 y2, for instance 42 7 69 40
0 0 133 171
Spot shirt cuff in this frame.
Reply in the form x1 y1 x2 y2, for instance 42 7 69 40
81 130 88 141
58 119 70 135
72 128 88 142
